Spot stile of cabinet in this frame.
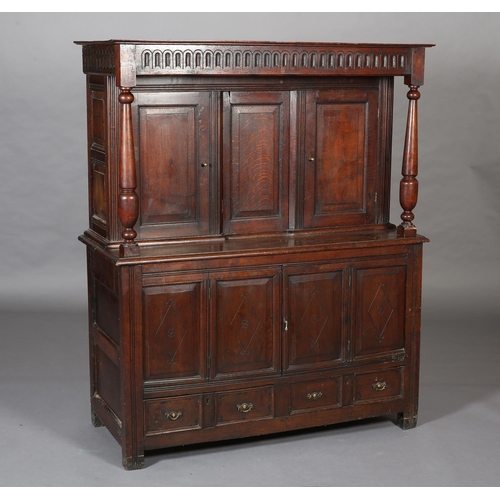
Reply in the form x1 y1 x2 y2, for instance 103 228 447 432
77 41 432 469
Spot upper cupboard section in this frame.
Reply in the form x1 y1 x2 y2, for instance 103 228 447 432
127 79 391 241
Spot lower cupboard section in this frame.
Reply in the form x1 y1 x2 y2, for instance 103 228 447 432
143 366 405 448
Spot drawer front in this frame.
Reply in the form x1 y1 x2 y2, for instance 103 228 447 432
216 386 274 425
290 377 341 414
353 368 403 403
145 395 202 434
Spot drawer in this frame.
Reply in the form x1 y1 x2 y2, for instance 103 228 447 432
290 377 341 414
216 386 274 425
353 368 403 403
145 395 202 434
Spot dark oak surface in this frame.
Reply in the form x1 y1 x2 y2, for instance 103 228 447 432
77 40 431 469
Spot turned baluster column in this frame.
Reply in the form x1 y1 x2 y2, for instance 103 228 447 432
397 85 420 237
118 87 140 257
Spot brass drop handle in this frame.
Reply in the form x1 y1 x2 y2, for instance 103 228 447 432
201 162 209 167
165 410 183 421
307 391 323 401
236 402 253 413
372 381 387 392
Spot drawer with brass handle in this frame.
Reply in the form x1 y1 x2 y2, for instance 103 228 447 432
354 368 403 403
145 395 202 434
290 377 341 414
216 386 273 425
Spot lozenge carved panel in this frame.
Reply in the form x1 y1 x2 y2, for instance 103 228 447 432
211 268 281 380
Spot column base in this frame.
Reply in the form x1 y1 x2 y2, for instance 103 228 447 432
397 223 417 237
119 243 140 257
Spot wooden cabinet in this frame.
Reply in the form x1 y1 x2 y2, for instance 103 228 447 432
76 40 432 469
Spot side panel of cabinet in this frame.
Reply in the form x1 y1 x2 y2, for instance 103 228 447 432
353 262 407 361
210 268 281 380
303 87 379 228
134 92 213 239
283 264 348 372
87 75 119 240
222 91 289 233
142 274 207 384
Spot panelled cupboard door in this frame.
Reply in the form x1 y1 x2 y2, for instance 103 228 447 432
210 268 281 380
303 88 379 228
142 274 207 384
222 91 290 233
283 264 347 371
134 92 212 239
353 263 407 360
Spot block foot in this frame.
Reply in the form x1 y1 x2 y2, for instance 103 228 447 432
91 411 104 427
397 412 417 430
123 455 145 470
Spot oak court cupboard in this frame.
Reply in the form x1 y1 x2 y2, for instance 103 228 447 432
75 40 433 469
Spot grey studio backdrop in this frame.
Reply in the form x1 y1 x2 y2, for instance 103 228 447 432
0 12 499 486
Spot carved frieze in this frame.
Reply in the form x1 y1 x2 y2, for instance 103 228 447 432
136 45 409 76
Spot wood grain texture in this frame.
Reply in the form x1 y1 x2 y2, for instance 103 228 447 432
283 264 346 372
135 92 211 239
223 91 289 233
142 276 206 383
303 88 378 228
210 268 280 380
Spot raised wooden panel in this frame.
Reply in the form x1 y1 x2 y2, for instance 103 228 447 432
353 264 406 359
211 268 280 379
284 265 346 371
90 158 107 231
89 88 106 151
143 276 207 383
136 92 211 239
223 92 289 233
87 80 109 238
96 348 121 418
303 88 379 228
94 278 120 346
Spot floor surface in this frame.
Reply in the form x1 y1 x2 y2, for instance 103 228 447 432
1 305 499 487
